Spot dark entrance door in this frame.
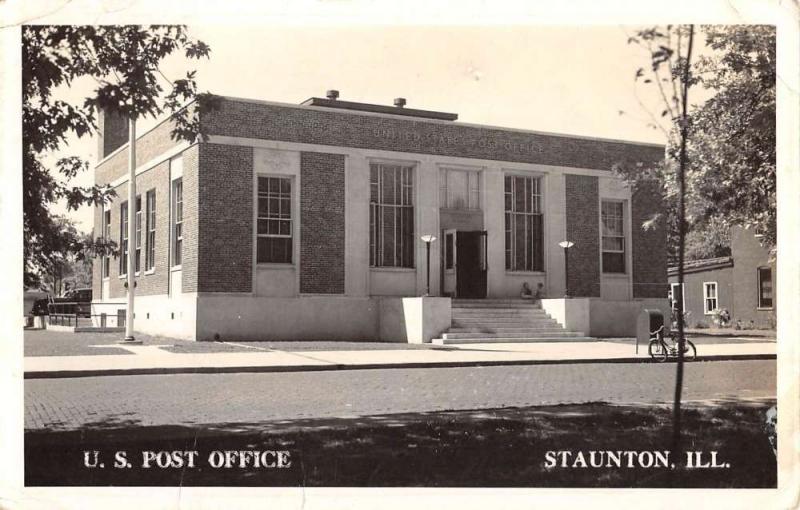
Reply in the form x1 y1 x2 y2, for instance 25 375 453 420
456 230 487 298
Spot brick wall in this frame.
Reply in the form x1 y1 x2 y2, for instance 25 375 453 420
204 98 663 171
565 174 600 297
181 144 200 293
95 116 185 186
195 143 254 293
97 109 129 160
95 161 172 299
631 180 668 298
299 152 346 294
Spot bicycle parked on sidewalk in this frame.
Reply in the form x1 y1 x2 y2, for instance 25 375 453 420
648 325 697 363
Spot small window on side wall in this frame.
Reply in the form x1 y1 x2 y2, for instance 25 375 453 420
757 267 773 309
172 178 183 267
703 282 718 314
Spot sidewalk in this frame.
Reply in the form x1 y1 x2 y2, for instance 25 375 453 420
684 327 776 338
24 338 777 379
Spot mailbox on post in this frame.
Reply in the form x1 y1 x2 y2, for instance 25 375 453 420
636 308 665 354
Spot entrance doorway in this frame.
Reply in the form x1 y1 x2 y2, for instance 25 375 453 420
442 230 487 298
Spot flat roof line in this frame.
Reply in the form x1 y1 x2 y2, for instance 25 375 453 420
220 95 666 150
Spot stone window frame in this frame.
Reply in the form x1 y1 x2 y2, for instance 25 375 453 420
600 199 627 275
102 207 111 279
118 200 128 277
503 172 545 273
255 175 294 265
369 161 416 269
703 281 718 315
145 188 157 274
171 177 183 269
134 194 142 275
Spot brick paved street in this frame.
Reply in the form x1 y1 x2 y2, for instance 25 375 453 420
25 359 775 431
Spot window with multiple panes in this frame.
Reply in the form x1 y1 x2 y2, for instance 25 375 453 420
757 267 773 308
504 175 543 272
172 178 183 267
145 189 156 271
703 281 718 314
134 195 142 273
370 163 414 268
102 209 111 278
256 176 293 264
119 201 128 275
440 168 480 209
601 200 625 273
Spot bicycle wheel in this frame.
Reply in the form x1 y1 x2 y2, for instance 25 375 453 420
648 339 668 362
682 340 697 362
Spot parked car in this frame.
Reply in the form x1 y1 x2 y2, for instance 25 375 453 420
66 288 92 317
30 288 92 317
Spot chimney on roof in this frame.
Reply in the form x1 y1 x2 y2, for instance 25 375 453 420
97 107 129 161
326 89 339 101
394 97 406 108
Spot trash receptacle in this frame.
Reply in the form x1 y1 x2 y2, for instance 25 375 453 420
636 308 664 353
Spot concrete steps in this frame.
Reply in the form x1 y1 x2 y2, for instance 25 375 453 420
432 336 594 345
442 330 584 340
452 309 552 317
432 299 588 344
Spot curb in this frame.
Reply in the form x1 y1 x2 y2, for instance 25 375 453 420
684 330 776 339
23 353 776 379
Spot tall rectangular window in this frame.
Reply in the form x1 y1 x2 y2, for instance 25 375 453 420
757 267 773 308
119 201 128 276
172 178 183 267
256 176 292 264
601 200 625 274
444 232 454 270
134 195 142 273
145 189 156 271
703 281 718 314
504 175 543 272
102 209 111 278
440 168 480 209
370 163 414 268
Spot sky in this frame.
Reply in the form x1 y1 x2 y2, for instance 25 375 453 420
51 25 685 232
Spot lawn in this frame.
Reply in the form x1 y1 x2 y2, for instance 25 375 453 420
24 329 443 357
25 399 776 487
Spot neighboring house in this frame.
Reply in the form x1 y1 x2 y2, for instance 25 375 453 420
668 226 776 329
92 92 667 341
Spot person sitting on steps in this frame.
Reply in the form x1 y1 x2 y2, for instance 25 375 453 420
521 282 544 303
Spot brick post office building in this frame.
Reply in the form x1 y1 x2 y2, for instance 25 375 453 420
91 93 668 342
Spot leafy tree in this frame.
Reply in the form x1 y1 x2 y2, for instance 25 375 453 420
36 216 81 295
620 23 776 470
689 25 776 248
684 217 730 261
617 25 776 262
23 25 215 288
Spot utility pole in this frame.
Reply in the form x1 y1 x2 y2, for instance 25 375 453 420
123 117 141 343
